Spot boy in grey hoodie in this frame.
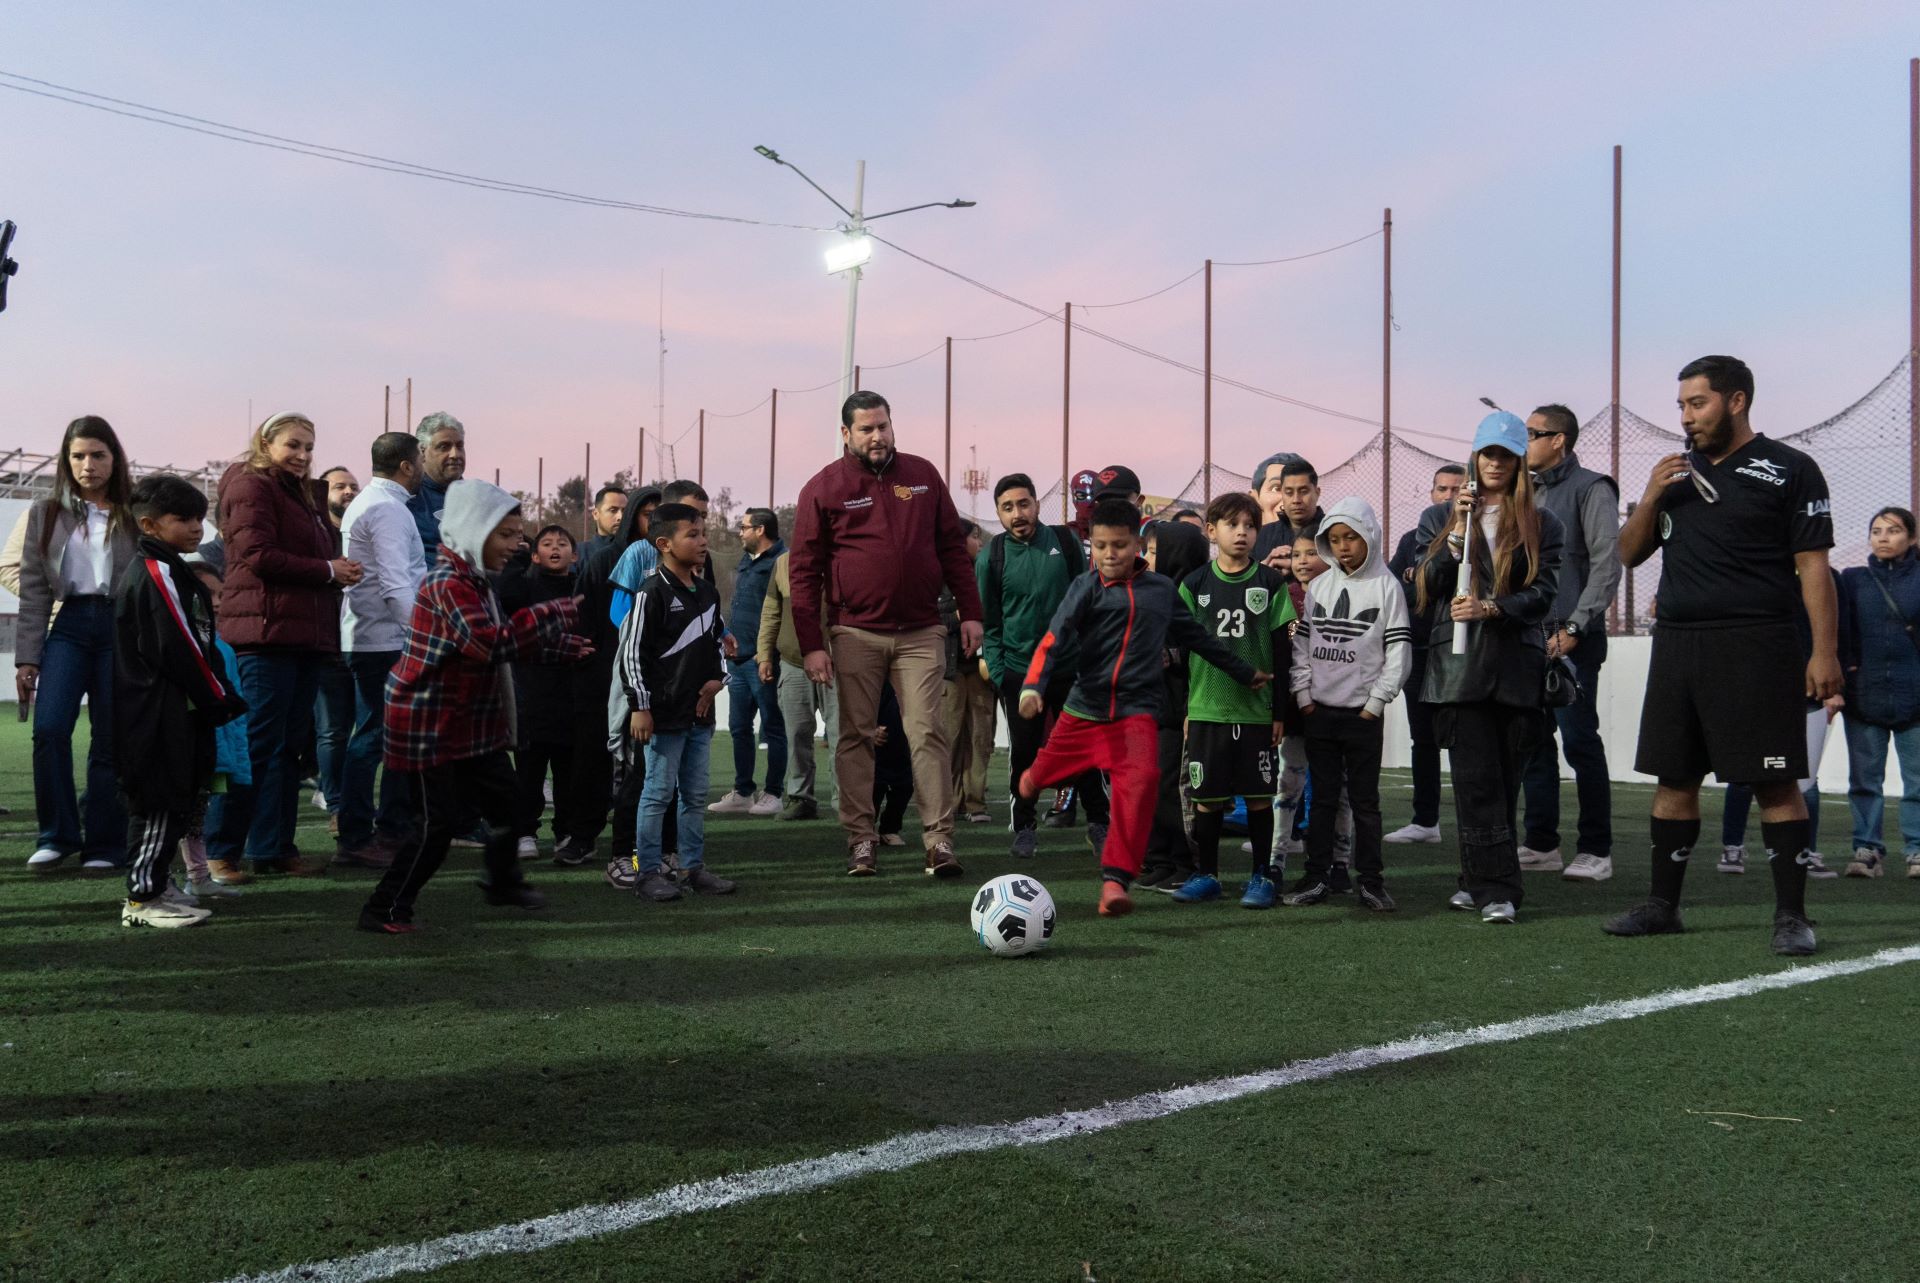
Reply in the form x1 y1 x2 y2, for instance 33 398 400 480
1285 498 1412 909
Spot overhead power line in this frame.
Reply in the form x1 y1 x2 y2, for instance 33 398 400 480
0 69 827 229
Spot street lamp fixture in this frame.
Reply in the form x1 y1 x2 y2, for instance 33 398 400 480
755 145 976 411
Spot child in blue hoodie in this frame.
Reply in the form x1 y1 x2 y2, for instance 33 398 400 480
1286 498 1412 910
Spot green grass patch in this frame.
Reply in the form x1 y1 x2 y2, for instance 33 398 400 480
2 713 1916 1282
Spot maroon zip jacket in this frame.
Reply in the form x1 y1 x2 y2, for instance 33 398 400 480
789 448 983 655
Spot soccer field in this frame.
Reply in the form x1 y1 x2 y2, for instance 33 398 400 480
4 714 1918 1283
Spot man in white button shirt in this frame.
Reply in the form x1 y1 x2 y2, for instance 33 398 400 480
335 433 429 866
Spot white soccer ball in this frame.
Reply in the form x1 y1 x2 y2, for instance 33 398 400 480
970 874 1057 957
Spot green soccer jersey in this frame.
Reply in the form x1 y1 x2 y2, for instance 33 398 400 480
1178 560 1295 724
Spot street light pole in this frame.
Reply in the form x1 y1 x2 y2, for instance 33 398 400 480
840 160 865 409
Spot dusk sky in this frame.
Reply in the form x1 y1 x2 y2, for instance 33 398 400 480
4 2 1918 515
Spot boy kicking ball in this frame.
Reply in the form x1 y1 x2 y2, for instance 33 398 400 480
1016 498 1270 917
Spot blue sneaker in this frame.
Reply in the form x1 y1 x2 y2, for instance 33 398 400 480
1170 874 1223 903
1239 874 1277 909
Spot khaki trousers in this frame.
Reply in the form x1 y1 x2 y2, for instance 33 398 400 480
944 669 997 812
830 625 953 848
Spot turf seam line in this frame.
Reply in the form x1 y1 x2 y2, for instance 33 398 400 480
215 943 1920 1283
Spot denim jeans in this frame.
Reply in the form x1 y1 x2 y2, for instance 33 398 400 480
314 656 355 815
1843 717 1920 854
29 596 126 861
339 650 417 847
236 649 325 860
638 725 712 874
1521 633 1612 857
727 660 786 797
204 779 257 864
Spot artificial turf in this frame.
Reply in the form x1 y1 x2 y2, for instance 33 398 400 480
2 714 1917 1283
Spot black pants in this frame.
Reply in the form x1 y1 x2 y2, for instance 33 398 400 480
611 744 678 860
1141 716 1195 877
1304 707 1385 885
998 672 1110 831
1521 633 1612 857
363 751 525 925
1406 650 1441 829
515 741 575 841
567 654 619 846
875 682 915 835
127 809 189 902
1435 702 1540 908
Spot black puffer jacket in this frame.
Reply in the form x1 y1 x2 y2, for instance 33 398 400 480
1411 501 1564 709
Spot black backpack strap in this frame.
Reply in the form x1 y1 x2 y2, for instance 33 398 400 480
983 532 1007 635
1050 525 1086 576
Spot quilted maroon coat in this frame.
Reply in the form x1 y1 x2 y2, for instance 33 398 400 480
216 461 341 651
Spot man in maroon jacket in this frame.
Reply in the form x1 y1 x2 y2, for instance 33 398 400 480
790 391 985 878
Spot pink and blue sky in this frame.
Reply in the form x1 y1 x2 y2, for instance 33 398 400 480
3 1 1917 513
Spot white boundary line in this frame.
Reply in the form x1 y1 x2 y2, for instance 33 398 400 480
218 944 1920 1283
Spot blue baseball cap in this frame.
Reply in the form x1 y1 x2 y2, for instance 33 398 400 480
1470 411 1527 460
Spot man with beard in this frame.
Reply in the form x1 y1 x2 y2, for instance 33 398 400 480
976 472 1097 858
789 391 983 878
1603 355 1839 956
579 486 628 566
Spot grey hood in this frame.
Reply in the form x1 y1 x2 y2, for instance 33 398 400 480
439 479 520 568
1313 496 1385 579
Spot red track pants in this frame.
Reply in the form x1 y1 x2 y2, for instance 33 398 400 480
1023 712 1159 879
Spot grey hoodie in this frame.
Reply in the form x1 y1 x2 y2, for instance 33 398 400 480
1290 497 1413 717
438 479 520 570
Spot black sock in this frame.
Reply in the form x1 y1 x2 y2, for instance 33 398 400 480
1761 819 1811 917
1648 817 1699 905
1192 809 1225 877
1102 865 1133 888
1246 807 1275 879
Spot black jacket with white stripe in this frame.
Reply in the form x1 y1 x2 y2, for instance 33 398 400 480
615 564 727 734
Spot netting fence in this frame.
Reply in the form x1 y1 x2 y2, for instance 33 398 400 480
1038 351 1914 636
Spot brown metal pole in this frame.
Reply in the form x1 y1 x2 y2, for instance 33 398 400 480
1909 60 1918 518
405 377 412 429
1381 209 1393 548
769 389 778 508
493 468 500 486
537 456 544 518
698 409 706 487
854 365 861 393
1612 144 1625 634
384 384 390 432
1062 302 1072 524
584 442 592 541
1203 260 1213 505
944 337 953 485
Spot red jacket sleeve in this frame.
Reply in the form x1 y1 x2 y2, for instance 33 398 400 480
223 473 333 588
788 477 830 655
931 474 984 624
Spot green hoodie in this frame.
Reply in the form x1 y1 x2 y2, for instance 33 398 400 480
976 524 1084 684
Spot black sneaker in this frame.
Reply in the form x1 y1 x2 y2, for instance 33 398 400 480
1135 865 1178 890
1357 882 1397 913
479 881 547 910
1086 823 1109 856
684 867 737 896
1042 808 1079 829
1010 827 1038 860
1328 862 1354 894
637 870 683 902
1770 911 1817 957
1282 879 1331 907
552 838 594 867
1602 898 1685 937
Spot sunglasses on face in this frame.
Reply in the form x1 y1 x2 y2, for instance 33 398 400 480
1525 428 1565 441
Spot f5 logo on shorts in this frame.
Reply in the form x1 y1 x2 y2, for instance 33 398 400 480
1763 755 1787 769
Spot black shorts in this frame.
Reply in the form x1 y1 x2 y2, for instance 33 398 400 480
1635 620 1805 784
1185 722 1277 801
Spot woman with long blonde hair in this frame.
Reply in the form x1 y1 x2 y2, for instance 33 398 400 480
1413 412 1564 924
214 412 363 879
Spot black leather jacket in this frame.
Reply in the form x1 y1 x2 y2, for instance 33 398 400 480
1411 501 1564 709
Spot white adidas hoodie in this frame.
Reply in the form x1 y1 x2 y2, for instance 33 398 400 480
1290 497 1412 718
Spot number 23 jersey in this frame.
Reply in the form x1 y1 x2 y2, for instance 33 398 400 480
1179 561 1295 724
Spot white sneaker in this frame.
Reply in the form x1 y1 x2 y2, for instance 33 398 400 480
747 791 783 818
1448 889 1475 911
1803 852 1839 880
27 847 67 871
1908 853 1920 880
516 836 541 861
1718 845 1746 874
1240 839 1254 854
81 857 118 872
1384 823 1441 845
311 788 329 811
1481 900 1517 924
1843 848 1884 878
122 897 211 928
1561 854 1613 882
1518 845 1563 872
189 876 243 900
707 790 755 815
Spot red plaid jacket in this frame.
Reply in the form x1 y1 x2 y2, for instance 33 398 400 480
384 547 588 771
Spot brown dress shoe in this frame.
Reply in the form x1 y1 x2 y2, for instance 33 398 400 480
279 854 329 878
924 842 963 879
205 859 253 886
847 840 879 876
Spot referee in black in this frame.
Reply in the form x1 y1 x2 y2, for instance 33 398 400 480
1604 355 1841 956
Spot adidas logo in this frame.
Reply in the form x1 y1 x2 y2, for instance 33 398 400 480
1310 588 1379 642
668 598 685 612
1048 547 1061 556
